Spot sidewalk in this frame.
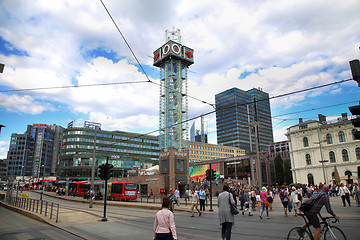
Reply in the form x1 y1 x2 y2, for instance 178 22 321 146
1 190 359 239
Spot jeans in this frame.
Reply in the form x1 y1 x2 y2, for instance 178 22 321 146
260 202 269 217
221 221 233 240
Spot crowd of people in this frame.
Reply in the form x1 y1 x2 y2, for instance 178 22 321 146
154 181 359 240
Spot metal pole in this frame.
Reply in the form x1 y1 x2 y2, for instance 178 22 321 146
209 163 213 212
254 124 262 188
316 129 327 184
247 105 255 186
101 156 109 222
90 127 97 208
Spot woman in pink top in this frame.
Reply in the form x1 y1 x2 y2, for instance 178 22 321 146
259 186 270 219
154 197 177 240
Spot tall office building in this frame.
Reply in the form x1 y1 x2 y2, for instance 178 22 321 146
215 87 273 153
190 115 208 143
6 124 64 179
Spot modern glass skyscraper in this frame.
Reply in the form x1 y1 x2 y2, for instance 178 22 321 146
215 87 273 153
7 124 64 179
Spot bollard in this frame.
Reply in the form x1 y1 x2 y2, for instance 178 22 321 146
40 200 43 214
56 204 59 223
50 202 53 219
45 201 48 216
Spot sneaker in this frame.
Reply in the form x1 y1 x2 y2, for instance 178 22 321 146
199 212 202 216
259 215 262 219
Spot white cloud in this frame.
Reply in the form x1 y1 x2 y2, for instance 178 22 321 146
0 141 9 159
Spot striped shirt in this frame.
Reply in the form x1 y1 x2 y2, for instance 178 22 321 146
310 191 334 215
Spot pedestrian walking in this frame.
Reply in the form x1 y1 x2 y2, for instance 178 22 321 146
352 182 359 207
339 183 351 207
241 189 253 216
218 185 235 240
259 187 270 219
190 189 201 217
280 185 289 217
167 188 176 212
267 187 274 212
199 187 206 211
289 186 300 216
174 188 180 206
153 197 177 240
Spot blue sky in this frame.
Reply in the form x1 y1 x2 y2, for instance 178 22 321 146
0 0 360 158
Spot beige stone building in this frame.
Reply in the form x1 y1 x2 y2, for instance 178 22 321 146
188 141 245 162
286 114 360 186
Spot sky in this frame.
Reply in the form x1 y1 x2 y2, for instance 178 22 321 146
0 0 360 159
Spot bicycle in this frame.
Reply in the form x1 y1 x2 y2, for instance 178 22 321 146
287 213 346 240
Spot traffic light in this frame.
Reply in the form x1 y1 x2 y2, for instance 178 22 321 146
205 169 210 181
211 169 216 181
349 59 360 86
107 164 113 180
349 104 360 139
98 164 105 180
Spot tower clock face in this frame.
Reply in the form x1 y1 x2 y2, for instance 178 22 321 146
171 44 181 54
163 44 170 55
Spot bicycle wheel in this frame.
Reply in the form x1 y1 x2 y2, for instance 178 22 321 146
287 227 312 240
324 226 346 240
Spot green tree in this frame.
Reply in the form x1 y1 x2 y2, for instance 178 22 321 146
274 154 284 185
283 159 293 184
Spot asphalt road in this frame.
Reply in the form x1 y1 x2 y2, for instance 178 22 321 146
25 191 360 240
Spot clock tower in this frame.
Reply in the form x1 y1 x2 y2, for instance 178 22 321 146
154 29 193 191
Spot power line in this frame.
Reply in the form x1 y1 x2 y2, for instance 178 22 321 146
0 81 149 93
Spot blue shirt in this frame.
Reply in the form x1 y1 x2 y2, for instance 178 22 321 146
199 190 206 200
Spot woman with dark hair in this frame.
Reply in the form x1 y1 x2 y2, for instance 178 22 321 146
154 197 177 240
218 185 235 240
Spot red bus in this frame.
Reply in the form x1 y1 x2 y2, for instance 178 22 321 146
108 182 138 201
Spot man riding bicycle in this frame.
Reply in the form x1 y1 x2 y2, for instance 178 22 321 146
300 184 339 240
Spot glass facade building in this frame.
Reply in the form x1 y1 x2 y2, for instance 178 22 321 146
59 127 159 180
7 124 64 179
215 88 273 153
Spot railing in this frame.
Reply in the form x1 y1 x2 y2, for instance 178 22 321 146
8 196 60 223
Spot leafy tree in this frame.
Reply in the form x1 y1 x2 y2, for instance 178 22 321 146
283 159 293 184
275 154 284 185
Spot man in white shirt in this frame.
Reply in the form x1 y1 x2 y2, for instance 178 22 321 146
190 189 201 217
174 188 180 206
339 183 351 207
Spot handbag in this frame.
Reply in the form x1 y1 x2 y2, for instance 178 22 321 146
299 192 324 212
264 201 269 207
229 193 240 215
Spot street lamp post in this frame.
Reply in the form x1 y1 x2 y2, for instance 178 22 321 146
315 128 328 184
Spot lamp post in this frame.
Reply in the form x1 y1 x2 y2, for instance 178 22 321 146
315 128 328 184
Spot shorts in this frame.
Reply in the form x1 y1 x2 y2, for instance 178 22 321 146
281 201 288 208
304 212 320 229
256 195 261 202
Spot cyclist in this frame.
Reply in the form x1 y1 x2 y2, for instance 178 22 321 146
299 184 339 240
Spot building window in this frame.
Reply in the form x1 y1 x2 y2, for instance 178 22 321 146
303 137 309 147
356 147 360 160
326 134 333 144
342 149 349 162
338 131 346 142
307 173 314 186
306 154 311 165
329 151 336 163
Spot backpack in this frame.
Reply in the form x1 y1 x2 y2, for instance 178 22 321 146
280 190 285 200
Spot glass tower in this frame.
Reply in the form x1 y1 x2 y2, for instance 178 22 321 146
153 29 194 152
215 88 273 153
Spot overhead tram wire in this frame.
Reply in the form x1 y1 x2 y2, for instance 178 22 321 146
0 81 149 93
99 0 216 109
80 77 356 149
